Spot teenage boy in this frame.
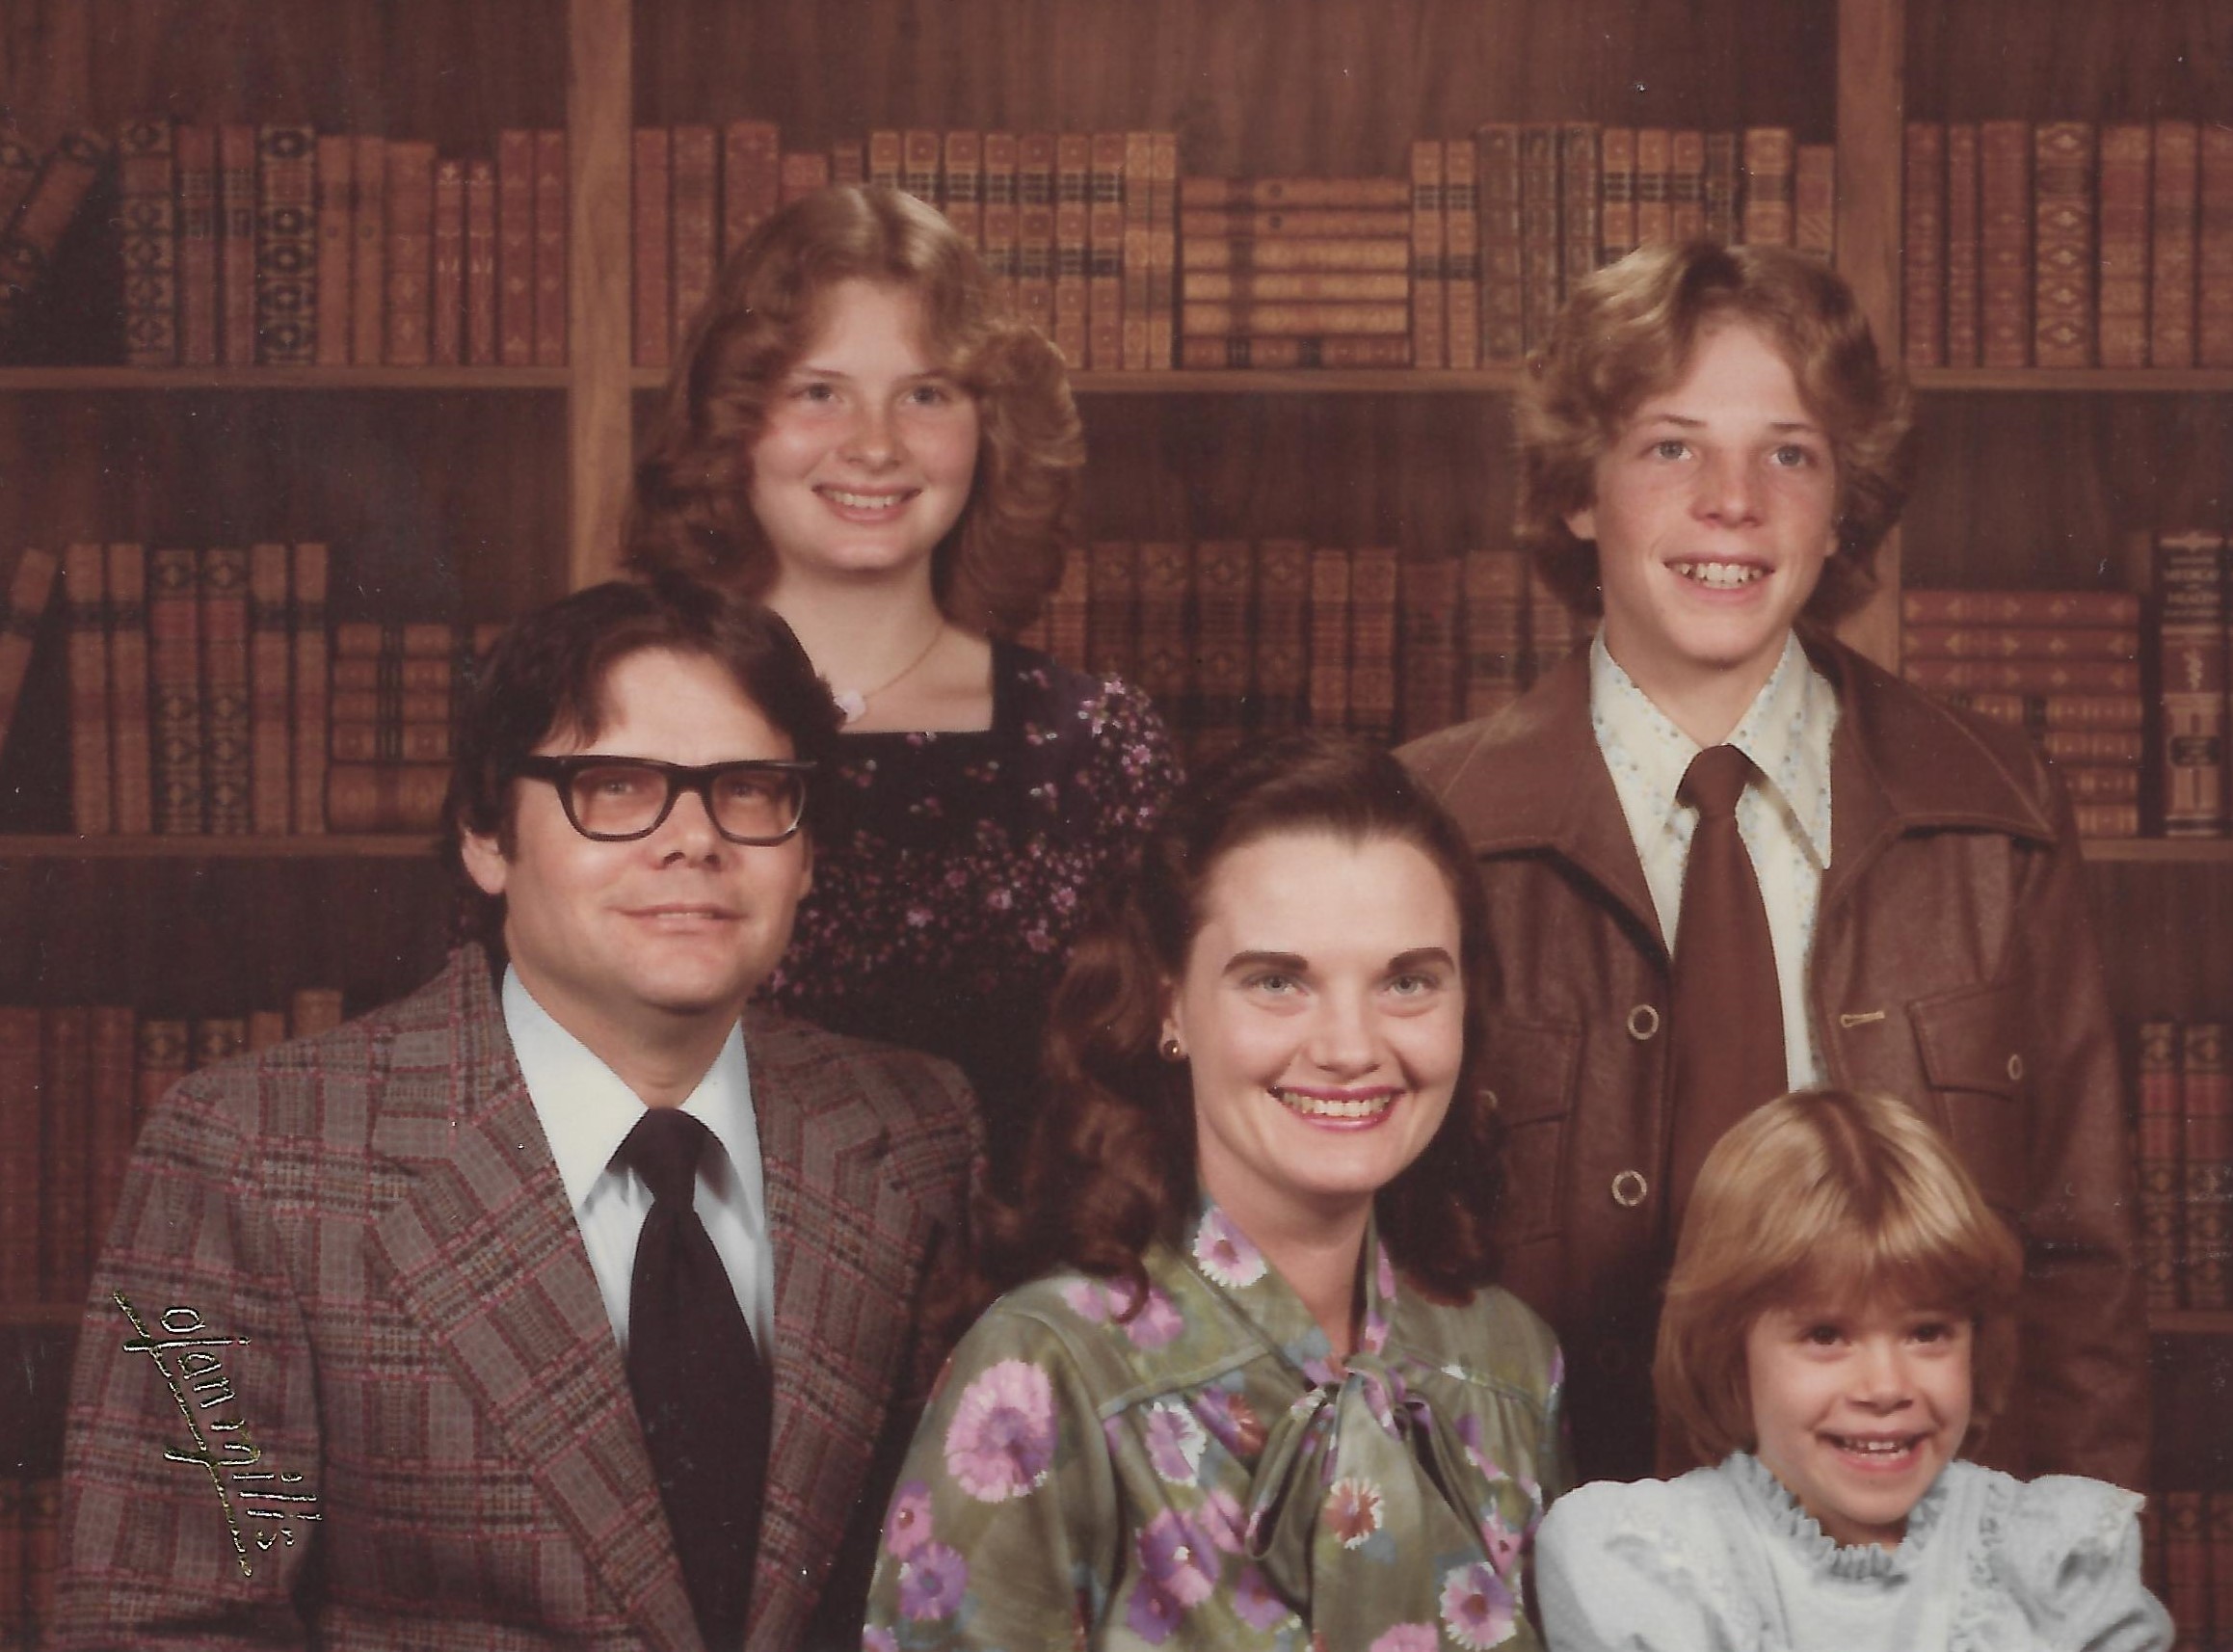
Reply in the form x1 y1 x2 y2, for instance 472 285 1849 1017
1402 241 2145 1490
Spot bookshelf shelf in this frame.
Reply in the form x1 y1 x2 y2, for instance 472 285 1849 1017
626 367 1529 396
1913 369 2233 394
0 367 572 392
0 836 441 860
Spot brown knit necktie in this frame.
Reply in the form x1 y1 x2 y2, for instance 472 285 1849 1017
1664 745 1788 1235
620 1107 769 1652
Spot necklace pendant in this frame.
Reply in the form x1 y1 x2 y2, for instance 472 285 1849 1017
832 688 868 724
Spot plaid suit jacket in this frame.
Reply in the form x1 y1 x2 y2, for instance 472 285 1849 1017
53 946 977 1651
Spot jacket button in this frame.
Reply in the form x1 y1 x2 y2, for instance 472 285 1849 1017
1481 1088 1500 1111
1610 1169 1649 1208
2007 1053 2024 1082
1625 1004 1661 1041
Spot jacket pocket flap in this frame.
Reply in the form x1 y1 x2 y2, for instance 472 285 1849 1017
1477 1014 1582 1125
1909 982 2025 1100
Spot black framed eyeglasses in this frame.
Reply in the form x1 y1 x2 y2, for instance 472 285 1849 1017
513 755 815 845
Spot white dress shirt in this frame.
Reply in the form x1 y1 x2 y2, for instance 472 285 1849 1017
501 967 774 1352
1588 630 1839 1089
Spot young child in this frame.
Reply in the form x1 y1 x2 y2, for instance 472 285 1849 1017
1535 1089 2168 1651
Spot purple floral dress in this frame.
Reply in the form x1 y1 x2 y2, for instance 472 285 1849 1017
862 1202 1569 1651
758 642 1179 1192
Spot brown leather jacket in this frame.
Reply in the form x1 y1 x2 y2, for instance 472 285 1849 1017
1400 636 2148 1491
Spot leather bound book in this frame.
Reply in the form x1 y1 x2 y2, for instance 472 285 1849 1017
2097 123 2151 369
289 543 328 833
1903 657 2140 694
1945 123 1982 366
1084 541 1139 683
1902 123 1946 366
980 132 1019 312
1598 126 1636 266
105 545 152 834
1526 566 1582 683
247 543 292 835
1634 128 1672 246
2157 528 2229 836
1148 133 1178 369
1902 625 2138 662
1461 546 1527 721
1253 540 1311 733
2032 121 2094 368
498 128 536 367
213 124 260 365
670 125 718 360
779 149 830 204
1794 143 1835 261
88 1004 136 1253
1901 587 2141 626
1347 546 1399 745
1701 130 1739 244
1175 335 1410 369
1180 177 1411 207
2151 120 2199 367
430 155 465 365
0 122 40 231
1978 120 2032 367
40 1007 91 1301
901 129 941 205
1443 138 1480 369
1016 133 1056 344
1189 540 1255 763
147 546 202 834
311 133 353 366
1087 132 1126 370
1181 236 1411 271
1667 128 1706 242
0 126 109 351
465 156 497 365
1052 133 1091 365
0 1006 40 1302
1557 121 1601 297
942 130 983 250
1121 132 1153 370
1398 554 1460 742
177 124 222 366
349 133 385 365
1740 126 1794 247
2200 123 2233 367
2137 1019 2184 1311
1183 270 1411 303
199 547 252 834
135 1017 188 1126
255 125 317 364
2184 1020 2231 1311
0 546 57 770
1307 546 1352 733
1046 543 1089 671
324 761 449 833
532 129 566 366
63 543 111 835
1475 123 1525 362
290 987 346 1037
383 138 436 366
118 117 178 367
1517 123 1560 353
1410 139 1447 370
1133 543 1191 748
723 119 782 257
866 130 902 191
830 138 865 187
1180 301 1409 336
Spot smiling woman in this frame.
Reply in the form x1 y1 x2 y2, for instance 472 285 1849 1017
859 733 1568 1652
626 185 1179 1191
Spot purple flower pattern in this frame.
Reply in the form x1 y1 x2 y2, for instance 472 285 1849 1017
898 1542 970 1621
944 1359 1057 1503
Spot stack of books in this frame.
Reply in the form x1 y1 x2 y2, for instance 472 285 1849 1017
1901 586 2144 838
1178 174 1413 369
2144 1491 2233 1651
0 124 112 357
2137 1016 2232 1316
0 989 343 1309
632 124 1182 372
1022 541 1584 761
1901 119 2233 369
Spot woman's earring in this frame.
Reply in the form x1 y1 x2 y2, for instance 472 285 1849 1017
1158 1035 1185 1063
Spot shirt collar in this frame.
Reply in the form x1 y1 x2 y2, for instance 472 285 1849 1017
501 966 758 1214
1588 630 1835 864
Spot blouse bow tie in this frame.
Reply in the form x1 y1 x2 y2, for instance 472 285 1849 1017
1244 1349 1512 1639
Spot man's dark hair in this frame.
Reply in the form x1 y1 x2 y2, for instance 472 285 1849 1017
442 573 842 955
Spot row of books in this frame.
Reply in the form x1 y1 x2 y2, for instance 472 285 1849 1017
2162 531 2233 838
8 117 570 368
2143 1492 2233 1652
0 991 345 1307
0 1480 57 1652
636 120 1832 372
1901 119 2233 370
1900 584 2146 839
2137 1017 2232 1314
1018 541 1582 759
0 544 499 837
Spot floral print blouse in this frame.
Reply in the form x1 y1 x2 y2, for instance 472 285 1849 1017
863 1203 1570 1651
759 641 1178 1192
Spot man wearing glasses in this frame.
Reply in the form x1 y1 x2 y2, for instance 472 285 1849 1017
56 575 977 1652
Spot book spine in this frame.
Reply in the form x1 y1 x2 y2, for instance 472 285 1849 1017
1043 543 1089 673
2184 1020 2232 1309
41 1007 91 1301
2041 729 2144 764
2152 120 2199 368
1558 122 1601 295
290 543 328 833
631 127 671 370
1399 554 1460 742
430 155 465 366
1180 302 1410 336
723 119 782 257
1527 567 1582 682
1945 123 1981 366
1476 123 1525 362
533 129 567 367
0 547 58 766
1634 128 1672 247
1902 123 1946 366
1179 176 1413 208
1667 129 1706 242
1175 334 1411 369
2140 1019 2186 1311
312 133 354 366
1084 541 1139 683
669 125 718 360
63 542 112 834
2200 124 2233 368
1307 546 1352 733
135 1017 188 1126
1794 143 1835 260
2033 121 2095 368
1462 546 1528 721
349 134 385 365
384 140 435 366
2166 1492 2209 1649
1087 131 1126 372
323 762 450 833
1739 126 1794 247
465 157 497 365
1121 133 1154 372
867 130 903 192
255 125 317 365
1052 132 1091 366
199 548 252 834
2157 530 2230 836
1980 120 2033 367
1409 139 1446 371
1348 546 1399 743
1901 587 2141 626
2097 123 2151 369
1443 137 1481 369
1701 130 1739 244
1903 657 2140 694
1133 544 1193 751
247 543 292 835
1252 540 1311 733
829 138 865 188
88 1003 136 1255
175 124 221 367
980 131 1019 315
219 124 261 365
1597 126 1636 265
0 1006 40 1301
1017 132 1056 345
1902 625 2138 662
1189 540 1255 764
1518 123 1561 353
106 545 152 834
118 117 179 367
1149 133 1178 370
499 128 536 367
